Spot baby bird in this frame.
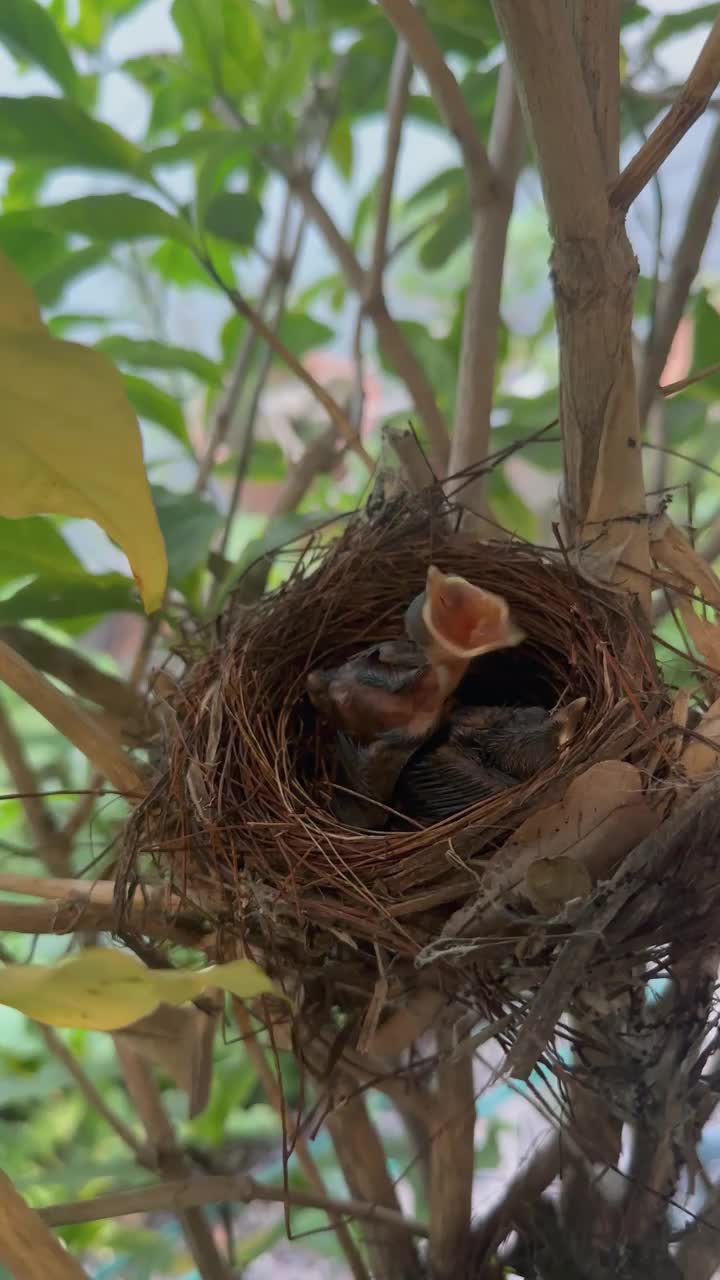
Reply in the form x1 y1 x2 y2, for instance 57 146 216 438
306 567 525 829
306 565 525 743
394 697 588 825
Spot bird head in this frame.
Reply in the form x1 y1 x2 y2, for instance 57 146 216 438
405 565 525 661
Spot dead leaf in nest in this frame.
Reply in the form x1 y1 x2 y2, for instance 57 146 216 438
679 599 720 675
115 1000 220 1117
523 856 592 915
450 761 656 931
671 688 690 757
681 694 720 778
651 515 720 608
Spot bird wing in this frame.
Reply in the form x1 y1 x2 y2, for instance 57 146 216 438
397 744 516 823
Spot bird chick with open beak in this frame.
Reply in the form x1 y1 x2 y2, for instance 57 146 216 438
306 565 525 743
306 566 525 829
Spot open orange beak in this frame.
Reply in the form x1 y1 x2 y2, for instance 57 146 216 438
420 565 525 659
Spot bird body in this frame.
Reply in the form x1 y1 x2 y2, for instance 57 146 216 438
305 564 583 830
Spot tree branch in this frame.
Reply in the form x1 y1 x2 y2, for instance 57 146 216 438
39 1170 429 1237
428 1036 476 1278
215 94 451 469
0 1169 88 1280
565 0 620 178
368 39 412 299
449 60 524 516
233 1000 369 1280
0 702 71 875
195 191 296 494
39 1025 148 1163
638 119 720 423
114 1041 231 1280
327 1096 420 1280
200 256 373 471
0 641 146 798
493 0 650 603
610 14 720 212
0 628 149 732
0 898 207 944
377 0 495 208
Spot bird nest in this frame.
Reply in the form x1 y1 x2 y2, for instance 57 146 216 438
123 488 693 1066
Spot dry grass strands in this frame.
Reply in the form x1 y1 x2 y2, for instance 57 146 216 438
122 488 687 1054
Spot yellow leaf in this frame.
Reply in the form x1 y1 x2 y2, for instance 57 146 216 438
0 253 167 612
0 947 281 1032
0 948 160 1030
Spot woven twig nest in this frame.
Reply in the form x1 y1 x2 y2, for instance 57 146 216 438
124 489 687 1060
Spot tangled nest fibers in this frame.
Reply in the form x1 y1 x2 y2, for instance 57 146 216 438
123 489 704 1061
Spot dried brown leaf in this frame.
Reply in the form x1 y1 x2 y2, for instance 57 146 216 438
453 761 656 929
651 515 720 608
679 599 720 674
114 1001 219 1116
523 856 592 914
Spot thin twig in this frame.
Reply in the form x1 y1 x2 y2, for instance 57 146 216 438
0 641 146 797
39 1170 429 1237
0 628 149 731
195 191 295 494
661 359 720 399
610 15 720 212
449 59 524 518
378 0 495 208
39 1026 148 1163
233 1001 369 1280
367 39 412 300
638 120 720 422
200 256 373 470
115 1042 231 1280
214 93 450 468
0 702 70 875
216 214 307 558
327 1097 421 1280
0 898 207 944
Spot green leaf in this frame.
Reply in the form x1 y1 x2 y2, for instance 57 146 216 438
97 336 222 386
213 512 327 613
151 486 222 586
419 196 471 269
691 291 720 396
378 320 456 409
121 374 189 446
648 4 717 50
33 244 107 307
149 238 234 290
277 311 334 358
0 0 78 97
202 191 262 246
246 440 285 482
0 515 82 582
327 116 353 181
172 0 264 93
193 134 253 227
0 572 141 623
0 221 68 283
0 96 140 172
406 165 464 210
38 194 195 247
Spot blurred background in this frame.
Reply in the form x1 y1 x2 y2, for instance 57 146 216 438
0 1 719 1275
